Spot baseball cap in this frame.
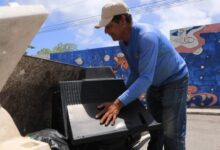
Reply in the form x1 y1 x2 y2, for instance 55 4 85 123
95 1 129 29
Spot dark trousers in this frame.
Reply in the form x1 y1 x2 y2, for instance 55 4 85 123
147 75 188 150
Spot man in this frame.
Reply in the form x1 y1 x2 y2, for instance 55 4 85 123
95 1 188 150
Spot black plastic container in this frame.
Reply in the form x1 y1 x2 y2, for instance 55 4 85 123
79 67 115 80
55 78 160 145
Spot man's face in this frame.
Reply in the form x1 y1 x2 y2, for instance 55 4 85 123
104 21 124 41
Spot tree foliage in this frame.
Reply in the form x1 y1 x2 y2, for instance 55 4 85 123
37 42 77 56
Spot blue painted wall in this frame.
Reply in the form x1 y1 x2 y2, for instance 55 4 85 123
50 46 130 82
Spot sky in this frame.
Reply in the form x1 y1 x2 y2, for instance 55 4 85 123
1 0 220 56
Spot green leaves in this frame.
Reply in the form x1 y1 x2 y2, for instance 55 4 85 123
37 42 77 55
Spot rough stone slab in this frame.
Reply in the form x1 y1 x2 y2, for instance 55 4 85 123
0 55 82 135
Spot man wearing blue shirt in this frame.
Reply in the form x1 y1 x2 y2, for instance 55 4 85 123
95 1 188 150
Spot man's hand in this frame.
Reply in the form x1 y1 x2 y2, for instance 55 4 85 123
95 99 123 126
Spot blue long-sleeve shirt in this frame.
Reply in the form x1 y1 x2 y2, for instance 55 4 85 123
118 23 188 106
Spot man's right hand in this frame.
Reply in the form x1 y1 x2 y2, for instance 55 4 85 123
95 99 123 126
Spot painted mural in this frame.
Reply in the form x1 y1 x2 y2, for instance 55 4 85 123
170 23 220 107
50 46 130 82
50 23 220 107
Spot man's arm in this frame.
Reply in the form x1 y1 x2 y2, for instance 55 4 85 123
126 71 136 88
118 32 159 105
96 32 159 125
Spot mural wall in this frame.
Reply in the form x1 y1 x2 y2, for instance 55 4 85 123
50 23 220 107
170 23 220 107
50 46 130 82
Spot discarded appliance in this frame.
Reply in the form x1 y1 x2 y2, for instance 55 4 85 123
52 67 161 147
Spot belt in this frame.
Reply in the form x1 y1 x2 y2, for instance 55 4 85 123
150 74 188 90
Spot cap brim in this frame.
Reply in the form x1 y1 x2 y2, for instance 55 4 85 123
95 17 113 29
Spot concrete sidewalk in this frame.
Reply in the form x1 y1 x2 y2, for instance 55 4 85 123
187 108 220 115
132 109 220 150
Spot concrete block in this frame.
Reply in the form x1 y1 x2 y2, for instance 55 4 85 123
0 4 48 92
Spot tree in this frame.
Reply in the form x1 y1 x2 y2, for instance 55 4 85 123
53 43 77 53
37 48 52 56
37 42 77 56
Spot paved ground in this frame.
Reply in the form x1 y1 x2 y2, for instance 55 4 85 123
187 114 220 150
133 110 220 150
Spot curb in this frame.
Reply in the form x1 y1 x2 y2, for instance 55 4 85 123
187 109 220 116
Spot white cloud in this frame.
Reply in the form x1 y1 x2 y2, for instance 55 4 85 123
152 0 220 38
14 0 106 19
71 22 117 49
139 0 153 4
132 13 142 22
206 0 220 18
78 34 117 49
12 0 220 51
13 0 118 49
14 0 127 19
94 38 118 47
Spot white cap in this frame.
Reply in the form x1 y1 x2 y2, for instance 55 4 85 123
95 1 129 28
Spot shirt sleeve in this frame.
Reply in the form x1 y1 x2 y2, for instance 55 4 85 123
118 32 159 105
125 71 135 88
